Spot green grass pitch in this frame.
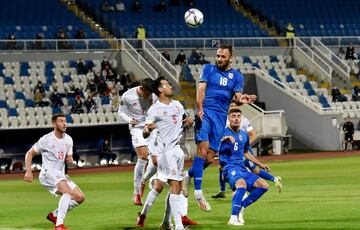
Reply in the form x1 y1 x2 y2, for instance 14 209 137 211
1 155 360 229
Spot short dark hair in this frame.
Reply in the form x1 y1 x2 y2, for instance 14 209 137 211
152 76 167 96
52 113 66 123
140 78 154 94
228 107 242 115
219 44 233 56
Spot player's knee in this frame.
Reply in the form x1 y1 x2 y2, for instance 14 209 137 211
72 192 85 204
251 167 260 174
197 145 208 158
153 181 164 193
235 179 246 189
258 180 269 190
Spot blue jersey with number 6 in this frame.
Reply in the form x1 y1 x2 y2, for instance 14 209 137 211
199 64 244 113
219 127 250 169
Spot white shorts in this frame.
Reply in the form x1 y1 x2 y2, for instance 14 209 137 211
130 127 148 148
149 173 168 190
39 169 77 196
148 141 164 156
157 145 184 183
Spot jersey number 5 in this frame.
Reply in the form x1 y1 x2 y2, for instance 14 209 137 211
220 77 228 86
172 115 177 124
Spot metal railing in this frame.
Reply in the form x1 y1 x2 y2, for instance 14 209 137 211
311 37 350 79
241 103 287 138
295 37 333 79
121 39 158 79
142 39 180 81
0 36 359 53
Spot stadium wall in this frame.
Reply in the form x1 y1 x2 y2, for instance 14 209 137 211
254 74 342 150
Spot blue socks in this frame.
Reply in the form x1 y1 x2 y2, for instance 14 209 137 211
219 168 226 192
231 188 246 215
258 169 275 182
190 156 205 190
242 187 268 208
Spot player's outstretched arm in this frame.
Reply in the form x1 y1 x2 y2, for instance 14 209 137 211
221 135 235 143
24 147 37 182
234 93 257 104
244 151 271 172
248 129 257 146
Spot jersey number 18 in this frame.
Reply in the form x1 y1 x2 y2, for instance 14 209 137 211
220 77 228 86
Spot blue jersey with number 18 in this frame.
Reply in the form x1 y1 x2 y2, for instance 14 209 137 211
199 64 244 113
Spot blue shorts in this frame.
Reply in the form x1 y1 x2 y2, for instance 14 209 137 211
195 108 227 152
223 164 260 191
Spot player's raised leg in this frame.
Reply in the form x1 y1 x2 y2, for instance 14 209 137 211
47 184 85 225
250 164 283 193
54 180 85 230
239 177 269 224
137 178 164 227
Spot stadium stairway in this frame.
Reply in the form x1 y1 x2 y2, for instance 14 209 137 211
60 0 114 40
173 81 196 110
231 0 280 38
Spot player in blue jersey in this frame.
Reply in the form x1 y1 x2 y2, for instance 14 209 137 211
220 107 270 226
212 100 283 199
183 44 256 211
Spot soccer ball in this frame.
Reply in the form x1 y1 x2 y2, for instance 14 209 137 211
184 8 204 28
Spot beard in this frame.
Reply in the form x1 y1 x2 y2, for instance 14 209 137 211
216 59 230 71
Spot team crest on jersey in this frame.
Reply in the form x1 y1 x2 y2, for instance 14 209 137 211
228 73 234 79
231 170 236 176
239 134 243 141
175 106 180 113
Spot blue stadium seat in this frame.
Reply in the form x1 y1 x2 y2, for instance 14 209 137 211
0 100 7 108
63 75 71 83
66 114 73 123
15 92 25 100
52 106 62 114
25 99 34 107
8 108 17 117
286 75 295 83
101 96 110 105
4 77 14 85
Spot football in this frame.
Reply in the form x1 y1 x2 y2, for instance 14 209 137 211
184 8 204 28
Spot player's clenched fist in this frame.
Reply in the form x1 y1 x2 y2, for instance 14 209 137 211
24 170 33 182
